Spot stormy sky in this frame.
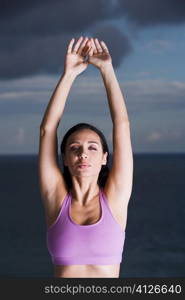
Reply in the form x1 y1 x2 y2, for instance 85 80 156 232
0 0 185 154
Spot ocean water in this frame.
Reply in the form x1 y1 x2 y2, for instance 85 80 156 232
0 154 185 278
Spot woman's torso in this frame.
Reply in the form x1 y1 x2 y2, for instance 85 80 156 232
46 187 128 278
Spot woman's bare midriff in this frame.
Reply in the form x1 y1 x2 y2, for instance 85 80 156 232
54 264 120 278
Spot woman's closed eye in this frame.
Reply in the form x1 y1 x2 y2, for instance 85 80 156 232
70 146 97 151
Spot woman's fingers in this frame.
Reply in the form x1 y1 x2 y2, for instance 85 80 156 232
94 38 103 52
67 36 109 56
78 37 89 55
72 36 84 53
67 38 75 54
100 40 109 53
88 46 94 57
86 44 93 55
90 38 98 54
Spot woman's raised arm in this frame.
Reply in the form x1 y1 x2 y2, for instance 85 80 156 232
88 38 133 202
38 37 92 215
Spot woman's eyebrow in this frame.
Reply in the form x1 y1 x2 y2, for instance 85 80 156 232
68 141 100 145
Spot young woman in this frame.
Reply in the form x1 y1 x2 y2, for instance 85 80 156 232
38 36 133 278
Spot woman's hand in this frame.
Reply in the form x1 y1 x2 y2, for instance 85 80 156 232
88 38 112 70
64 36 92 76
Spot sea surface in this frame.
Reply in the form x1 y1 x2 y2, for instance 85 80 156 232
0 154 185 278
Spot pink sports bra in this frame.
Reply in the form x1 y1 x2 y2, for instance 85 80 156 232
47 188 125 265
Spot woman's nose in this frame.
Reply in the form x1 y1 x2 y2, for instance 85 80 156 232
79 153 87 158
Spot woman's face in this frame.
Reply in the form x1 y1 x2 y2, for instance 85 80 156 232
63 129 108 177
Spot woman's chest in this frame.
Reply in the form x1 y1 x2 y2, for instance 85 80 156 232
70 195 127 231
70 198 101 225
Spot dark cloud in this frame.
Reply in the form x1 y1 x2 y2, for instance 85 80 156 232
117 0 185 27
0 0 131 79
0 34 71 79
0 0 185 79
0 0 114 36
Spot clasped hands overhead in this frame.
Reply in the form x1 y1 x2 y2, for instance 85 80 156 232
64 36 113 76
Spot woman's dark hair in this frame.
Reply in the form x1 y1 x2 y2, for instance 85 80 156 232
60 123 110 191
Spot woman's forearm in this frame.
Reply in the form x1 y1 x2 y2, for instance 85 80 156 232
40 72 76 131
100 64 129 124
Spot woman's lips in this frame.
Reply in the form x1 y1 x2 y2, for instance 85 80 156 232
77 164 90 169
